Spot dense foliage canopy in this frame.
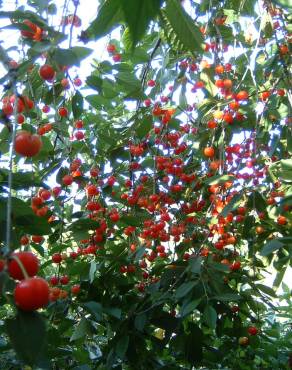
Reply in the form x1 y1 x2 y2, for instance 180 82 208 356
0 0 291 369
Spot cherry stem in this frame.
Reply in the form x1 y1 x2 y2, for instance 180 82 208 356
11 255 30 280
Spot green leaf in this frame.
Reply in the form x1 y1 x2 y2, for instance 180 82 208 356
5 311 46 366
53 47 92 66
116 71 143 99
69 219 100 232
86 75 103 92
134 313 147 331
200 71 218 97
213 293 241 301
256 284 277 298
175 280 197 299
89 261 97 283
72 91 84 119
120 0 163 48
203 305 217 329
164 0 204 54
189 256 202 274
247 191 267 212
103 307 122 319
204 175 235 186
220 193 242 217
70 317 90 341
272 0 292 11
0 170 44 189
87 0 123 40
261 239 284 256
0 197 51 235
83 302 103 321
115 335 129 359
180 298 201 317
134 115 153 139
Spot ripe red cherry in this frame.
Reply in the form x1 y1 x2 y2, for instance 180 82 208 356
8 252 39 280
110 212 120 222
71 284 81 294
14 131 42 157
14 277 49 311
230 261 241 271
75 119 83 129
112 53 121 62
0 259 5 272
86 184 99 197
248 326 258 336
107 44 116 53
52 253 62 263
62 174 73 186
42 105 50 113
74 78 82 87
277 215 287 225
147 79 156 87
60 275 69 285
20 235 29 245
74 131 84 140
58 107 68 117
39 64 55 81
31 235 43 243
39 189 51 201
203 147 215 158
50 276 59 286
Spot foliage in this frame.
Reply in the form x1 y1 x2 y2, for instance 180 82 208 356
0 0 291 369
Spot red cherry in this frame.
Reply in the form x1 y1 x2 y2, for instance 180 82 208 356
31 235 44 244
60 275 69 285
107 44 116 53
75 119 83 129
74 131 84 140
39 189 51 201
110 212 120 222
71 284 80 294
58 107 68 117
112 53 121 62
86 184 99 197
0 259 5 272
248 326 258 336
74 78 82 87
14 131 42 157
14 277 49 311
52 186 62 197
147 79 156 87
39 64 55 81
8 252 39 280
50 276 59 286
20 235 29 245
42 105 50 113
52 253 62 263
62 175 73 186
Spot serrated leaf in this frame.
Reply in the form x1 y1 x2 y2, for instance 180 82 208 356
220 193 242 217
53 47 92 66
86 0 123 40
70 317 90 341
120 0 163 48
164 0 204 54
